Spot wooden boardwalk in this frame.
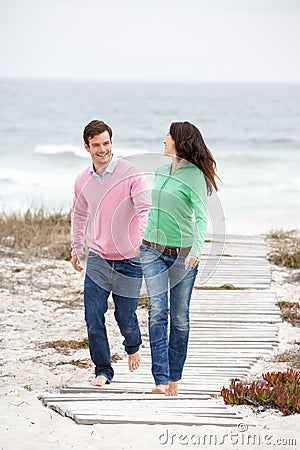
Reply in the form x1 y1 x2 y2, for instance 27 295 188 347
40 235 280 426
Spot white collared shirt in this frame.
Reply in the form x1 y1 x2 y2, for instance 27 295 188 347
89 156 118 183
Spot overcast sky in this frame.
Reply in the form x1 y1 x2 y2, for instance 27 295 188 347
0 0 299 82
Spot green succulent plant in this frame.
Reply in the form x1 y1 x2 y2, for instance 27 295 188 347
221 369 300 416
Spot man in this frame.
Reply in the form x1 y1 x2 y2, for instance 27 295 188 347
71 120 150 386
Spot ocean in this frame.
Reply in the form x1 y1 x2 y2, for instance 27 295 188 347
0 79 299 234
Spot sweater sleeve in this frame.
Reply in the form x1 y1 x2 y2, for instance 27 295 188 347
189 173 207 258
130 172 151 243
71 181 89 257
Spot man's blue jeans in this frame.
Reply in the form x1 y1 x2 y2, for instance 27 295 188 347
140 244 198 386
84 251 143 383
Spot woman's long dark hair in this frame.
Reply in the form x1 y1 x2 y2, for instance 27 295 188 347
169 121 219 195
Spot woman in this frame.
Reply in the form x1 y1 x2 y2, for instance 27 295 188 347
140 121 218 396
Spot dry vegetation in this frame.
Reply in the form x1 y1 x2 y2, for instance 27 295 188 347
0 208 71 260
267 229 300 269
0 208 149 309
267 229 300 370
273 345 300 370
41 338 89 351
277 301 300 327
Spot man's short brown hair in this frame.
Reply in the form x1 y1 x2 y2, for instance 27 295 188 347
83 120 113 146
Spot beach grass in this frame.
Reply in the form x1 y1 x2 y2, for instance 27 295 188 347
277 301 300 327
266 229 300 371
41 338 89 351
194 284 247 290
273 345 300 370
268 229 297 240
267 229 300 269
0 208 71 260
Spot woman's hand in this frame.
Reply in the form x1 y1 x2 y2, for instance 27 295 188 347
184 255 199 269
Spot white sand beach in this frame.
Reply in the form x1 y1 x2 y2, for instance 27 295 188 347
1 241 300 449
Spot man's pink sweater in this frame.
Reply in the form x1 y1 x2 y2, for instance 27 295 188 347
71 159 150 260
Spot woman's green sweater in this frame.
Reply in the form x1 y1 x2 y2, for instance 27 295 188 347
143 162 207 258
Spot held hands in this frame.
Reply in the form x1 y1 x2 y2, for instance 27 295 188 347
133 244 199 269
71 247 198 270
184 255 199 269
133 246 140 257
133 239 143 257
71 255 84 272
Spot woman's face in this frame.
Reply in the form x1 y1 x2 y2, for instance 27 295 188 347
163 133 177 157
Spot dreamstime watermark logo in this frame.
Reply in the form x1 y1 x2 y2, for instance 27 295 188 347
158 423 297 447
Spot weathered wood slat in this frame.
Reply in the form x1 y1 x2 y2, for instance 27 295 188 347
197 285 271 290
191 321 277 330
51 399 228 412
40 393 211 405
196 254 271 289
73 413 242 426
202 242 270 257
206 234 265 243
60 386 222 395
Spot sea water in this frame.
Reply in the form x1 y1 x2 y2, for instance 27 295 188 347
0 79 299 234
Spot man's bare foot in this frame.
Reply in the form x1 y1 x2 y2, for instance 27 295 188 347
152 384 169 394
165 381 178 396
128 352 141 372
90 375 108 386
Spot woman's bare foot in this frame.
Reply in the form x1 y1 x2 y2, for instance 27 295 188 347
152 384 169 394
165 381 178 396
90 375 108 386
128 352 141 372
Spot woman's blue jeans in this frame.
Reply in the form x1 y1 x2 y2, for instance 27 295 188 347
140 244 198 385
84 251 142 383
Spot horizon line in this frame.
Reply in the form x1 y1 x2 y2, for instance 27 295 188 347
0 76 300 85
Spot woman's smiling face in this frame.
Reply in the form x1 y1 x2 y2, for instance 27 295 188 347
163 132 177 157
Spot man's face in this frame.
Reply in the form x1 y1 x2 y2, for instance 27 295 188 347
85 131 112 170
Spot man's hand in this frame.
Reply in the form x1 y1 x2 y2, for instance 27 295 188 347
184 255 199 270
71 255 84 272
133 246 140 257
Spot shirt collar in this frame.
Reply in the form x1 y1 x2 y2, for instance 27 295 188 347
89 155 117 176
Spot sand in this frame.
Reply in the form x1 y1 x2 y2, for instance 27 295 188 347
1 244 300 449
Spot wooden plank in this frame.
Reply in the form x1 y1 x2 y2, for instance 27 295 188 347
192 289 276 294
59 387 222 395
191 312 279 315
189 318 281 323
199 261 270 266
196 284 271 288
189 329 279 333
66 408 236 419
191 315 280 321
195 256 271 289
206 233 266 243
40 393 211 405
188 323 279 327
53 398 229 409
73 414 242 426
202 242 270 257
